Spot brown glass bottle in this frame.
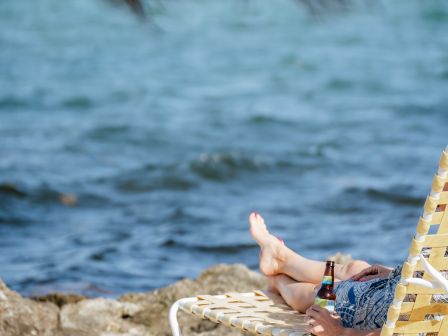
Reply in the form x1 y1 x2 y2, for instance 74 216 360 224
314 260 336 313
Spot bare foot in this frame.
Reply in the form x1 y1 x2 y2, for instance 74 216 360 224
249 212 286 276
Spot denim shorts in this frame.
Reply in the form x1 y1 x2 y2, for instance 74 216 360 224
334 265 402 330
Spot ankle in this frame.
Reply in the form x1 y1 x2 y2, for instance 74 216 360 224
275 245 290 273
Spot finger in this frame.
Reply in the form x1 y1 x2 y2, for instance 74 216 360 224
331 313 342 321
305 306 318 317
305 326 316 335
306 306 313 315
308 325 324 335
307 306 325 319
362 274 386 281
350 267 373 280
350 270 369 280
307 308 325 321
310 304 325 313
312 309 332 322
351 267 377 280
307 318 316 325
306 310 318 319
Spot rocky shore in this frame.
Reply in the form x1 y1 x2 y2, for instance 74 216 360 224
0 264 266 336
0 254 351 336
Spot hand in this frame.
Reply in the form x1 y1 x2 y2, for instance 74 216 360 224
306 305 344 336
350 264 393 282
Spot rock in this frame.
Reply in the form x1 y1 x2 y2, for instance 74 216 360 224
31 293 87 308
4 263 265 336
57 264 266 336
118 264 267 336
0 278 59 336
60 298 149 336
59 194 77 207
328 252 353 264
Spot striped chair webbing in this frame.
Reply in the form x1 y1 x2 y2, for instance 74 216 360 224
178 291 309 335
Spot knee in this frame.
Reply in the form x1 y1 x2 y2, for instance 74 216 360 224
288 284 319 313
344 260 370 275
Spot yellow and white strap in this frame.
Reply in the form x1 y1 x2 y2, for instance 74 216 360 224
401 253 448 292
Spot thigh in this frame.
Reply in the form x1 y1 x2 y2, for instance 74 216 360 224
275 275 318 313
335 260 371 281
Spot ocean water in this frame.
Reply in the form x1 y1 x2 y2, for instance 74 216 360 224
0 0 447 297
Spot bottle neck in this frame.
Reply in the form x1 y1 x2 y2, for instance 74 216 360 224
321 263 335 288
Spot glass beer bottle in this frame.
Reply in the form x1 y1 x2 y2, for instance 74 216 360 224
314 260 336 313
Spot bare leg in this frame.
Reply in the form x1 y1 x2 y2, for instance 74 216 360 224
249 212 370 283
281 249 370 283
271 274 318 313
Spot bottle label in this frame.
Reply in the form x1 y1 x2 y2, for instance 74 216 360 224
314 298 335 313
322 276 333 285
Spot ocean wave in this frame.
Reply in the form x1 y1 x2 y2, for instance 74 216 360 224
84 125 133 140
247 115 297 126
190 152 272 181
80 125 165 147
391 101 448 117
0 182 110 208
343 185 424 206
0 211 34 226
108 150 322 191
325 78 353 91
0 96 29 110
305 240 354 250
114 167 197 193
160 238 255 253
61 96 93 109
365 187 423 206
89 247 118 261
0 183 27 198
108 152 271 191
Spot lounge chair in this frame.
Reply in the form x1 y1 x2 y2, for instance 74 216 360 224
170 146 448 336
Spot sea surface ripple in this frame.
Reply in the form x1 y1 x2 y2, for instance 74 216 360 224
0 0 447 296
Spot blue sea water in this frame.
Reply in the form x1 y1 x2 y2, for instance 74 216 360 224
0 0 447 296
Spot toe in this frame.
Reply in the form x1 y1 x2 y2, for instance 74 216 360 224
255 213 267 231
249 212 257 224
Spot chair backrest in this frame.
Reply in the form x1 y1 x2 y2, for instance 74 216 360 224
381 147 448 336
